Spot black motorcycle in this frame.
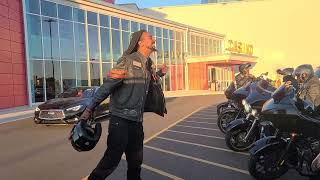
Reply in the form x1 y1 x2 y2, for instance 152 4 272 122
248 84 320 180
217 81 237 115
225 79 276 152
217 82 250 133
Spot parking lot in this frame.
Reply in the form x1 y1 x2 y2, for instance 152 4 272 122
0 95 308 180
109 104 307 180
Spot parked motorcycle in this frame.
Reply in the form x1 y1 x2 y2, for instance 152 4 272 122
217 72 270 134
217 81 237 115
225 79 275 152
248 84 320 180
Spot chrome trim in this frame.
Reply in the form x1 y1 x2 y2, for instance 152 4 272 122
39 109 66 120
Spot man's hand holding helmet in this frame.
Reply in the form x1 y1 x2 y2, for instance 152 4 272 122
79 108 92 122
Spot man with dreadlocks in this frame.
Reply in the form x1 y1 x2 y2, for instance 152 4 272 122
80 30 167 180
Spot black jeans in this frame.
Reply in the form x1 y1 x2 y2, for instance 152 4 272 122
88 115 144 180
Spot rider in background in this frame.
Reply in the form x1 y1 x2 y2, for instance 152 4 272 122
235 63 256 88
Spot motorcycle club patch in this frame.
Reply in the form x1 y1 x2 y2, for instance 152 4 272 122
133 61 142 68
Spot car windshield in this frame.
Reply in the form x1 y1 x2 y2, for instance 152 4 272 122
58 87 95 98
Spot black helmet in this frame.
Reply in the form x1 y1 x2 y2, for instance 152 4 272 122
70 120 102 152
293 64 314 81
239 63 251 73
315 66 320 78
276 67 294 76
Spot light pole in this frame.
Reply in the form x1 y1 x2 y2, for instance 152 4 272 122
44 18 57 98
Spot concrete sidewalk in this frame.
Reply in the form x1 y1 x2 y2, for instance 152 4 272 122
0 90 223 124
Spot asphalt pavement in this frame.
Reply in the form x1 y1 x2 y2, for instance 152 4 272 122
0 95 309 180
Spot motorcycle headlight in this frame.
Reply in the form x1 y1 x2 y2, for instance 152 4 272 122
251 109 258 117
66 105 83 112
35 107 40 112
242 100 251 113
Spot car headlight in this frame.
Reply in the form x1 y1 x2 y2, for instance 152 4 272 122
35 107 40 112
66 105 83 112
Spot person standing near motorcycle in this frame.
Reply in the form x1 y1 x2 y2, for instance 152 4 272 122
235 63 256 88
293 64 320 108
79 30 167 180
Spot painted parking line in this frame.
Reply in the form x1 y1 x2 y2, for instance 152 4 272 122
121 156 184 180
183 120 217 125
144 106 205 144
187 116 217 120
156 136 248 156
175 125 219 131
141 164 184 180
145 145 250 175
166 130 224 140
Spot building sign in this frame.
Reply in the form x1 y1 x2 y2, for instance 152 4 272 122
225 40 253 55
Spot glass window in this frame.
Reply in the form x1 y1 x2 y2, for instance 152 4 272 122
73 8 85 23
169 30 174 40
122 31 130 53
87 11 97 25
111 17 120 29
61 61 76 91
102 63 112 83
58 4 72 20
76 62 88 86
90 62 100 86
42 17 60 60
100 14 109 27
26 0 40 14
170 39 176 64
26 14 43 59
156 27 162 37
176 40 182 61
163 38 169 64
121 19 129 31
140 23 147 31
148 25 155 36
100 28 111 62
163 29 168 39
41 0 57 17
131 21 139 32
59 20 74 60
74 23 87 61
156 37 163 64
112 30 121 61
45 60 61 100
164 70 170 91
31 60 44 102
88 26 99 61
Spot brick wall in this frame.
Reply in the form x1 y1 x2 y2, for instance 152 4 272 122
0 0 27 109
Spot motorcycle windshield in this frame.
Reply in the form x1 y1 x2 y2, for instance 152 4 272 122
224 82 236 99
272 84 295 102
234 82 251 97
246 81 272 105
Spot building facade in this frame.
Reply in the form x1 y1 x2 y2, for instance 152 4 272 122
0 0 256 109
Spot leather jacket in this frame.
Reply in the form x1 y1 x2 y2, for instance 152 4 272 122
87 52 166 122
297 76 320 108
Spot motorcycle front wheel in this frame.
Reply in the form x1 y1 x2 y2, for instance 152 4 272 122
217 110 237 134
248 148 288 180
225 129 256 152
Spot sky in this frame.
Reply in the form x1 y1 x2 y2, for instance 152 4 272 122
115 0 201 9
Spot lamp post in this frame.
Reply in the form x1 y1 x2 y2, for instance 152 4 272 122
44 18 57 99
